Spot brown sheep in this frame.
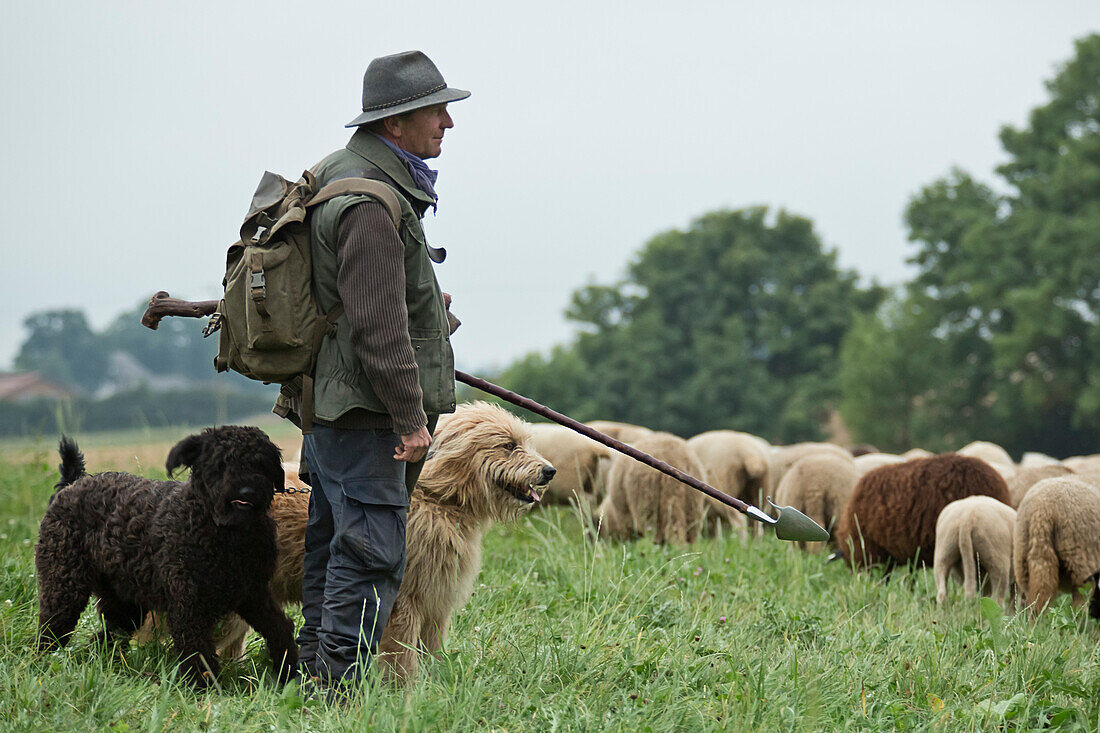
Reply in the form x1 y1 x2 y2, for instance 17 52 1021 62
1014 476 1100 617
687 430 769 535
774 453 859 552
1007 464 1073 508
595 431 707 545
835 454 1010 570
528 423 612 506
933 496 1016 609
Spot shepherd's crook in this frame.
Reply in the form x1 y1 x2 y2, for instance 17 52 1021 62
139 291 830 543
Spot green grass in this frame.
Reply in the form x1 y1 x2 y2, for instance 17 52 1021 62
1 451 1099 731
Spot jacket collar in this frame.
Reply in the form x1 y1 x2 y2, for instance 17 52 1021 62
345 128 437 208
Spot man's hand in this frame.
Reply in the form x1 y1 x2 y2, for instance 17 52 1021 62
395 426 432 462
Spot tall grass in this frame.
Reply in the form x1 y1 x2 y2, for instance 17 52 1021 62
1 452 1098 731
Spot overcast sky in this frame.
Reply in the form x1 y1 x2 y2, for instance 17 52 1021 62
2 2 1099 376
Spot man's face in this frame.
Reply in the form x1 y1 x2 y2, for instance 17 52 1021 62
391 103 453 159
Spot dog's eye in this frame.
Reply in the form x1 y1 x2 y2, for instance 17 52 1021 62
502 441 516 451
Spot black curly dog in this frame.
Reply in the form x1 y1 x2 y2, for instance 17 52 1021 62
35 426 297 687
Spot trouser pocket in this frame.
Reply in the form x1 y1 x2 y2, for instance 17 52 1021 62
337 478 408 574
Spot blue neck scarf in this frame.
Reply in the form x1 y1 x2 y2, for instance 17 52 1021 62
373 134 439 211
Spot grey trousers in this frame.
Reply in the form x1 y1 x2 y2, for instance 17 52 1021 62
296 422 432 682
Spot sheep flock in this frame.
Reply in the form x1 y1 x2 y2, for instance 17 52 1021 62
528 424 1100 621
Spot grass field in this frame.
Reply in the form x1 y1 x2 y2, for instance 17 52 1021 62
1 435 1099 731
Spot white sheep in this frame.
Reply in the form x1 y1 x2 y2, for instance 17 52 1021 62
853 452 904 476
957 440 1016 481
687 430 770 535
1007 464 1073 508
774 452 859 552
1019 452 1061 469
933 496 1016 609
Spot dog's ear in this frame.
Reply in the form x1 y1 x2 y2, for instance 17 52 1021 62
166 434 204 477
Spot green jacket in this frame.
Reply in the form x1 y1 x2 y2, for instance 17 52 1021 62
307 129 456 421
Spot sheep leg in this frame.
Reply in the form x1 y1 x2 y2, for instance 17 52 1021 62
661 490 687 545
959 528 979 600
934 536 957 605
1025 559 1060 617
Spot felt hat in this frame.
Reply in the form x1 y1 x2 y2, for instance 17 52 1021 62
345 51 470 127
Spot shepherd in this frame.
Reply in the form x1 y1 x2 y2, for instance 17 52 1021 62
286 51 468 684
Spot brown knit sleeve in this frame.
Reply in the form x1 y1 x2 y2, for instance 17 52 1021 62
335 201 427 435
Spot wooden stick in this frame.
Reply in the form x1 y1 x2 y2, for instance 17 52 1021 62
141 291 218 330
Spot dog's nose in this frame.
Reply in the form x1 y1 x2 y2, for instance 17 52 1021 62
541 465 556 482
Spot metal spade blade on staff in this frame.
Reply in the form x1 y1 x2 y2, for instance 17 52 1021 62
140 291 830 543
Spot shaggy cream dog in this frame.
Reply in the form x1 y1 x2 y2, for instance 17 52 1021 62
377 402 555 681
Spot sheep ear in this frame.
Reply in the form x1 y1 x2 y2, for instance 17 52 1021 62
166 434 204 477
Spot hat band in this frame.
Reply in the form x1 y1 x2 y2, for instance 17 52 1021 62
362 82 447 112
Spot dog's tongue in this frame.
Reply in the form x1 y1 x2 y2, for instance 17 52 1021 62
526 487 541 503
232 499 253 509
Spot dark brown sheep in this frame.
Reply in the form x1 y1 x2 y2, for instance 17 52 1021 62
834 454 1010 570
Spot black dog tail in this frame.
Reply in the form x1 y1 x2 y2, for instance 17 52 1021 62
56 435 87 491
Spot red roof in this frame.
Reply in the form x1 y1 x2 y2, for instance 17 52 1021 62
0 372 74 402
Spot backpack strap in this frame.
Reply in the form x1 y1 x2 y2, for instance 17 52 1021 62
307 178 403 230
299 303 345 435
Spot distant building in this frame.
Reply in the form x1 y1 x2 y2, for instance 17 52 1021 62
0 372 75 403
94 351 194 399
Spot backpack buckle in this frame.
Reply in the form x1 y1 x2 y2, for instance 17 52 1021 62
251 225 268 244
201 312 222 338
250 271 266 290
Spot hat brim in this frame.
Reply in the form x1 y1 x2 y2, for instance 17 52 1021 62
345 87 471 127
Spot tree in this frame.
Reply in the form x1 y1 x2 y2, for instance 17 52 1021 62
502 207 882 441
14 310 108 394
843 34 1100 457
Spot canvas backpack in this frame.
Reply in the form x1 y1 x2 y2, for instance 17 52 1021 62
209 169 402 433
